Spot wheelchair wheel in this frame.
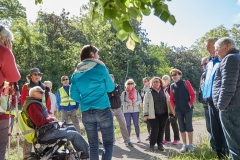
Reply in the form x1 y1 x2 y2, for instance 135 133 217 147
26 156 38 160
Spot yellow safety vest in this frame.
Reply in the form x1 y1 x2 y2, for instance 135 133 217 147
59 87 76 106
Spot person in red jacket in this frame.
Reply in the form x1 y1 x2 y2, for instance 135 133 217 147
0 24 21 160
169 68 196 153
21 68 52 158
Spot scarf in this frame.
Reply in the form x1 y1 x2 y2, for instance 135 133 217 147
127 88 135 101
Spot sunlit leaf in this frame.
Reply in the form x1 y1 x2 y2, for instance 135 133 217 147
126 37 135 51
116 29 129 41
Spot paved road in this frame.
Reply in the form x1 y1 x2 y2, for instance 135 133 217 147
110 119 207 160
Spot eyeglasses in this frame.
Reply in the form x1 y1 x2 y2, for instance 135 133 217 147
33 73 41 76
127 83 134 85
36 90 44 94
62 79 69 81
171 74 178 77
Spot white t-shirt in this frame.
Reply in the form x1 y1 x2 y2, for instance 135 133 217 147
49 92 57 117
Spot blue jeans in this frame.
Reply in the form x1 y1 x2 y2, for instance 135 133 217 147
82 108 114 160
220 107 240 160
175 109 193 132
124 112 140 137
208 101 227 158
40 126 89 153
204 107 216 151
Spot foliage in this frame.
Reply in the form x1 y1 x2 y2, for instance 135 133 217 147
34 0 176 50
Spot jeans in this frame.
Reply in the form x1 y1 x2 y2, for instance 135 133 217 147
204 107 216 151
40 126 88 153
0 117 14 160
61 109 81 133
208 101 227 157
148 112 168 146
124 112 140 137
82 108 114 160
175 109 193 132
111 108 130 143
220 107 240 160
164 116 180 141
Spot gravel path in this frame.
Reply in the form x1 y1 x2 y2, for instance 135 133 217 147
110 119 208 160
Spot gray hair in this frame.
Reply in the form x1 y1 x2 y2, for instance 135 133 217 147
162 75 170 81
124 79 136 88
0 25 14 42
29 86 43 97
205 37 218 44
44 81 52 85
214 37 236 49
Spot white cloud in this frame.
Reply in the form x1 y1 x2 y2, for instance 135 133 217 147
238 0 240 5
234 13 240 23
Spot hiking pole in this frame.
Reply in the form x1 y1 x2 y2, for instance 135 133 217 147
14 83 20 160
7 85 13 160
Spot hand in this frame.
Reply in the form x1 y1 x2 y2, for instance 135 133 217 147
132 103 137 107
129 103 132 106
53 117 58 121
112 93 114 96
144 116 148 121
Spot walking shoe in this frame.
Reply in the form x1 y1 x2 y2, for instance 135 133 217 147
98 148 105 155
149 145 155 152
162 140 171 144
180 145 188 153
172 140 179 145
188 144 194 152
125 142 134 147
158 143 165 151
137 137 141 143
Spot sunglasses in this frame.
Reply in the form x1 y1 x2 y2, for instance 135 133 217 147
33 73 42 76
127 83 134 85
171 74 178 77
62 79 69 81
36 90 44 94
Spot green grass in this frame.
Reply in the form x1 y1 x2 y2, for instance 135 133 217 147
6 102 216 159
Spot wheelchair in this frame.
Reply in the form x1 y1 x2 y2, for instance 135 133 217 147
25 122 89 160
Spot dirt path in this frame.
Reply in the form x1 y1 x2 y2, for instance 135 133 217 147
111 119 207 160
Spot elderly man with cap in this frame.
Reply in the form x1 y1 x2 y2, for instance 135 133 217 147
56 75 81 133
21 68 51 158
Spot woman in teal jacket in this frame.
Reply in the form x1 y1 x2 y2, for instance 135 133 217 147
70 45 115 160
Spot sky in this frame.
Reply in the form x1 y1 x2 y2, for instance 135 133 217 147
18 0 240 48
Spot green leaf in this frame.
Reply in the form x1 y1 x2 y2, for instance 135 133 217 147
134 1 141 8
122 21 133 32
104 9 117 19
112 20 122 31
92 10 99 20
141 7 151 16
126 37 135 51
168 15 176 25
154 5 162 16
130 32 141 43
116 29 129 41
162 4 168 11
160 11 170 23
128 7 139 18
90 0 97 2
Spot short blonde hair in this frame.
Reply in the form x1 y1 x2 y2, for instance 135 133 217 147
29 86 44 97
124 79 136 88
150 77 163 87
44 81 52 85
170 68 182 76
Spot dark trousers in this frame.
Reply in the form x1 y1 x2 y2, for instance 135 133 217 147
148 112 168 146
208 101 228 157
144 120 151 136
204 106 216 151
164 116 180 141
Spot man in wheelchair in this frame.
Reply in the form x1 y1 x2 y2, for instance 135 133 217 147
23 86 89 159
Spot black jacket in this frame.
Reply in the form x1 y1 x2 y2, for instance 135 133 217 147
212 49 240 110
108 84 121 109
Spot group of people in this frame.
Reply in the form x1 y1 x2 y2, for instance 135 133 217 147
199 37 240 160
0 24 240 160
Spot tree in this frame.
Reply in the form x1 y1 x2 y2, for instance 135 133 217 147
34 0 176 50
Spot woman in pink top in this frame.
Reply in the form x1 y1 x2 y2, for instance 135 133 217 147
0 24 21 160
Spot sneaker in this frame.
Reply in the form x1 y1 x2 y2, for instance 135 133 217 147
158 143 165 151
137 137 141 143
180 145 188 153
99 148 105 155
172 140 179 145
125 142 134 147
188 144 194 152
162 140 171 144
149 145 155 152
